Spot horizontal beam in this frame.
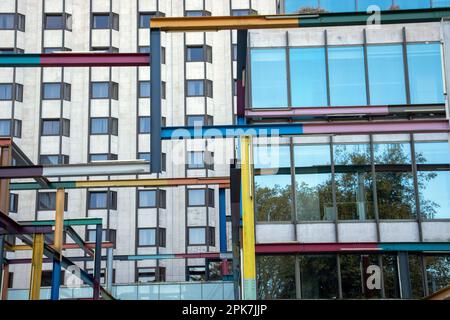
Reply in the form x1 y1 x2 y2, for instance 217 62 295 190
0 212 53 235
64 226 95 257
0 160 149 179
6 252 233 264
6 242 114 252
0 138 12 147
20 218 102 227
245 104 445 119
0 53 149 68
10 177 230 190
255 242 450 254
161 120 450 139
150 9 450 32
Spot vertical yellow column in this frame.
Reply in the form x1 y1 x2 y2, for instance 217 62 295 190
54 189 65 254
240 135 256 300
29 234 44 300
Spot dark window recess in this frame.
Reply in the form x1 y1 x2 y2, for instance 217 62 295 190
37 192 68 211
187 80 213 97
136 267 166 282
0 13 25 31
92 13 119 30
41 119 70 136
0 83 22 102
88 191 117 210
43 83 71 101
186 45 212 63
185 10 211 17
90 118 118 135
91 82 118 100
40 154 69 165
138 11 165 28
91 46 119 53
44 13 71 30
9 193 18 213
41 270 65 286
231 9 257 16
89 153 118 162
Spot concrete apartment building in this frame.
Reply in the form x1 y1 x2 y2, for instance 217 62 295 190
0 0 450 300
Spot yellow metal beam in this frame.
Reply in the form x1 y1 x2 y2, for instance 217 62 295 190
54 189 65 256
29 234 44 300
150 15 299 32
240 136 256 300
75 177 230 189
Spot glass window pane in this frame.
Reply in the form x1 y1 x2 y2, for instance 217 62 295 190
357 0 394 11
383 254 401 298
0 120 11 136
334 143 374 220
187 80 204 96
89 192 107 209
188 189 205 206
374 142 411 164
92 83 109 98
90 154 108 162
0 84 13 100
395 0 430 9
93 15 109 29
285 0 320 13
376 172 415 219
45 15 63 29
290 47 327 107
187 46 204 62
187 116 205 126
90 118 108 134
188 228 205 245
188 152 204 169
0 14 15 29
38 193 56 210
367 45 406 105
407 43 444 104
251 49 288 108
139 117 151 133
320 0 356 12
425 255 450 294
139 229 156 246
328 46 367 106
40 155 59 165
139 81 150 98
43 83 61 99
42 120 60 135
139 190 156 207
254 144 291 169
257 255 296 299
294 144 331 167
139 14 153 28
255 174 292 222
418 171 450 219
300 255 338 299
433 0 450 7
296 173 334 221
415 141 450 164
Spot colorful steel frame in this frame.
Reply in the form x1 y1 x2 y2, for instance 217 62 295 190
0 8 450 300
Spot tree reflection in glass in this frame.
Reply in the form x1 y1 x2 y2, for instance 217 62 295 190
256 255 296 299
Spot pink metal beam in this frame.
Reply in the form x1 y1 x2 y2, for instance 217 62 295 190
40 53 150 67
302 119 450 134
255 243 380 254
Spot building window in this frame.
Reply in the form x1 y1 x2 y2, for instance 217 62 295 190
232 44 237 61
88 191 117 210
138 12 165 28
92 13 119 30
251 49 288 108
43 83 71 101
187 227 215 246
40 154 69 165
91 82 118 100
290 47 327 107
231 9 257 16
91 46 119 53
0 13 25 31
9 193 18 213
89 153 118 162
43 47 71 53
367 44 406 105
87 229 116 244
186 115 213 127
187 189 213 207
186 80 213 97
187 266 206 281
407 43 444 104
186 45 212 63
138 190 156 208
136 267 166 283
86 268 114 285
44 13 71 30
37 192 68 211
0 120 11 136
137 153 166 171
415 141 450 220
138 228 157 247
0 48 24 54
139 81 150 98
41 119 70 136
328 46 367 106
0 84 12 100
90 118 118 135
184 10 211 17
41 270 65 287
138 116 150 133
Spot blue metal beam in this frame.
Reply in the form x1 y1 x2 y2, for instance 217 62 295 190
150 27 162 173
161 124 303 139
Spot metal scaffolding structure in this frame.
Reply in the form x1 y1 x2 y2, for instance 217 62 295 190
1 8 450 300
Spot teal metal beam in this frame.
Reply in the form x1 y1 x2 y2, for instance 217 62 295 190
20 218 102 227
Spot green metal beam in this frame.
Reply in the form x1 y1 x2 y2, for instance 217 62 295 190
20 218 102 227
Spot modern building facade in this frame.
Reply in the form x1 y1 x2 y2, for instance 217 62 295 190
0 0 450 300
